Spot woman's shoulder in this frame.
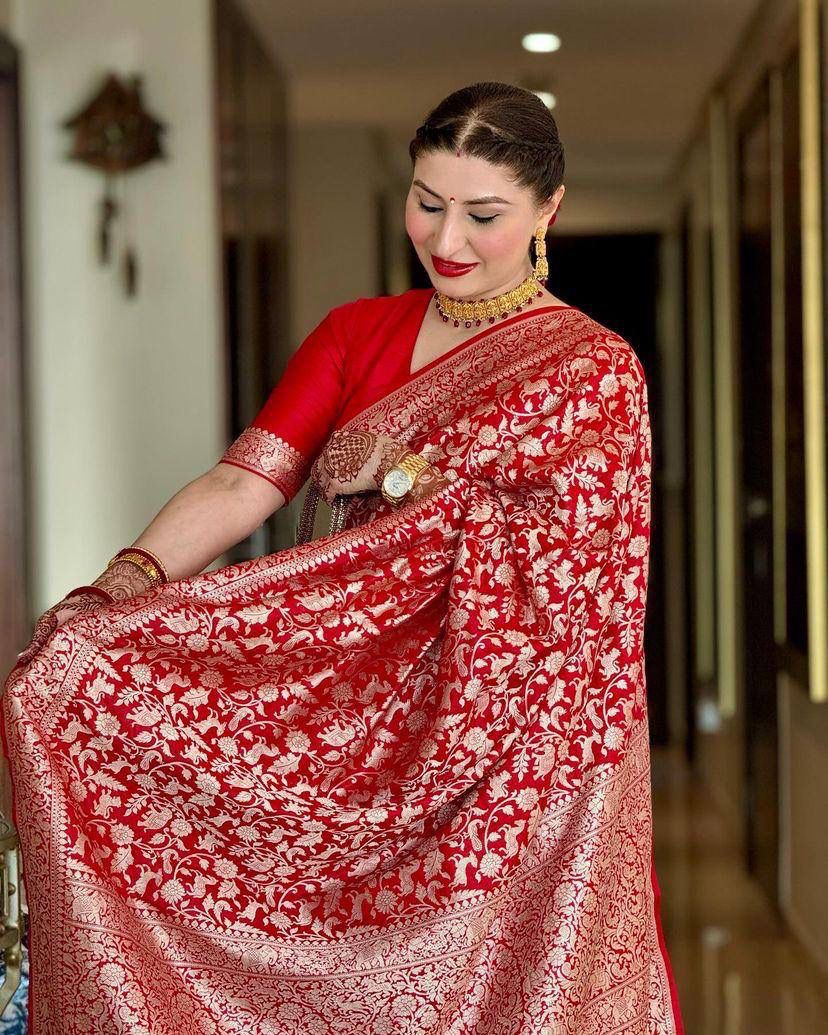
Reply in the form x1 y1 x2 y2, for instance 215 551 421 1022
549 304 648 398
565 305 644 366
327 287 433 329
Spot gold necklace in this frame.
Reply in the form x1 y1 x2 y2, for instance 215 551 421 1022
434 272 545 327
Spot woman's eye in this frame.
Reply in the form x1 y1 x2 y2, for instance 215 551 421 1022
417 200 498 224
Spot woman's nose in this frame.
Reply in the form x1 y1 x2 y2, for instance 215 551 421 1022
431 213 467 258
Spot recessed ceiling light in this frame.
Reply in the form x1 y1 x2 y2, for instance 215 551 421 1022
522 33 561 53
532 91 556 109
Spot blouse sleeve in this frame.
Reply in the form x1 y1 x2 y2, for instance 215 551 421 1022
218 307 348 503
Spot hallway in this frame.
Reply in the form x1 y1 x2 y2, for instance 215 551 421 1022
653 746 828 1033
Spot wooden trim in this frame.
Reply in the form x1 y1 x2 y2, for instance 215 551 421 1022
709 93 741 719
800 0 828 701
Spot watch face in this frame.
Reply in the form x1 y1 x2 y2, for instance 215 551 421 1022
383 467 412 498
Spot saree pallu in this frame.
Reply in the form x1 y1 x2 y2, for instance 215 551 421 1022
1 305 684 1035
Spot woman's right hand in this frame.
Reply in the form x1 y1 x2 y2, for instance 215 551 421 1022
14 590 110 671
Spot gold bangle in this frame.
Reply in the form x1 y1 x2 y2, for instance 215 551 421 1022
108 546 170 583
108 552 163 586
127 546 170 582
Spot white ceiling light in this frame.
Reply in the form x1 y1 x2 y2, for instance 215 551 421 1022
522 33 561 53
532 91 557 109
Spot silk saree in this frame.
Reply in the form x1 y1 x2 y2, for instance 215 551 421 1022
1 290 684 1034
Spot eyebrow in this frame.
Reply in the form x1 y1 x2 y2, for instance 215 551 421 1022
413 179 512 205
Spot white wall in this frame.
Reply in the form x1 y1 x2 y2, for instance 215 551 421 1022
11 0 224 616
288 124 382 341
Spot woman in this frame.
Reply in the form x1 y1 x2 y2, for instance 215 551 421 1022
2 82 684 1034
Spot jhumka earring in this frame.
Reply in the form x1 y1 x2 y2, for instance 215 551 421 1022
532 224 549 285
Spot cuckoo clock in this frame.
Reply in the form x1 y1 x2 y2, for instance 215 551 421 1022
62 72 166 297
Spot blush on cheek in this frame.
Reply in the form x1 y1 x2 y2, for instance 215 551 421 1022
406 212 431 247
476 225 522 262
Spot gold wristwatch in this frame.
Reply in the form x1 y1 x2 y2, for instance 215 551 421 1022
381 451 430 504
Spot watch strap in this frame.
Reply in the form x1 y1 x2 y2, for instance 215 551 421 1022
380 450 429 504
396 451 429 480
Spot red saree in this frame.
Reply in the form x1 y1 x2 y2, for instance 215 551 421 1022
1 289 684 1034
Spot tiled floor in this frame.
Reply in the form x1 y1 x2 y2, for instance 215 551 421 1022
651 745 828 1034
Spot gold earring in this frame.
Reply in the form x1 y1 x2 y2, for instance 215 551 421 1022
532 226 548 284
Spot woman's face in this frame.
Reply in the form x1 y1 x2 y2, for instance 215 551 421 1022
405 149 564 299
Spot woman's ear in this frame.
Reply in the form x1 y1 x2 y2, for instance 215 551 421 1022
543 184 565 223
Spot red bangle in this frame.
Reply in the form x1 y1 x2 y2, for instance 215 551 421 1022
111 546 170 584
65 585 115 603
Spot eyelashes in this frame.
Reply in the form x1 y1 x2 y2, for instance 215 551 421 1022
417 200 498 225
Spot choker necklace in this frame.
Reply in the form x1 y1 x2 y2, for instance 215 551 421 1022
434 271 545 328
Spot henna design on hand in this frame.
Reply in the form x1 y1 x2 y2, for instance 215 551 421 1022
14 590 110 670
407 464 450 502
312 429 391 503
320 429 376 485
14 559 160 672
92 559 156 601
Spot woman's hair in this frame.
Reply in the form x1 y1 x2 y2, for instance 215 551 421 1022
408 81 565 208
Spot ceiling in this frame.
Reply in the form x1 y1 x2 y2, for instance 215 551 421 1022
240 0 761 204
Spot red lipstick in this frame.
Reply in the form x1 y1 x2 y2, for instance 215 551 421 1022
431 254 479 277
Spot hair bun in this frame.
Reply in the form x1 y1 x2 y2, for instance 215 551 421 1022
409 82 565 205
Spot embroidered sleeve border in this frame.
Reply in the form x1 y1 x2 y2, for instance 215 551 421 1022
219 426 308 503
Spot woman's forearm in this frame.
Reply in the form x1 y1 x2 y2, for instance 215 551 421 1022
100 465 286 586
81 448 445 602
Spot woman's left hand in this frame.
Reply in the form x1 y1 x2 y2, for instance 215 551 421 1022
311 430 410 504
13 590 109 672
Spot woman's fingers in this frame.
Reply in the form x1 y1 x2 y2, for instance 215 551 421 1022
31 609 59 643
13 592 105 670
14 609 58 668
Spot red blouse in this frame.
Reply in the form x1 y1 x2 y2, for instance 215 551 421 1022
218 287 441 502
